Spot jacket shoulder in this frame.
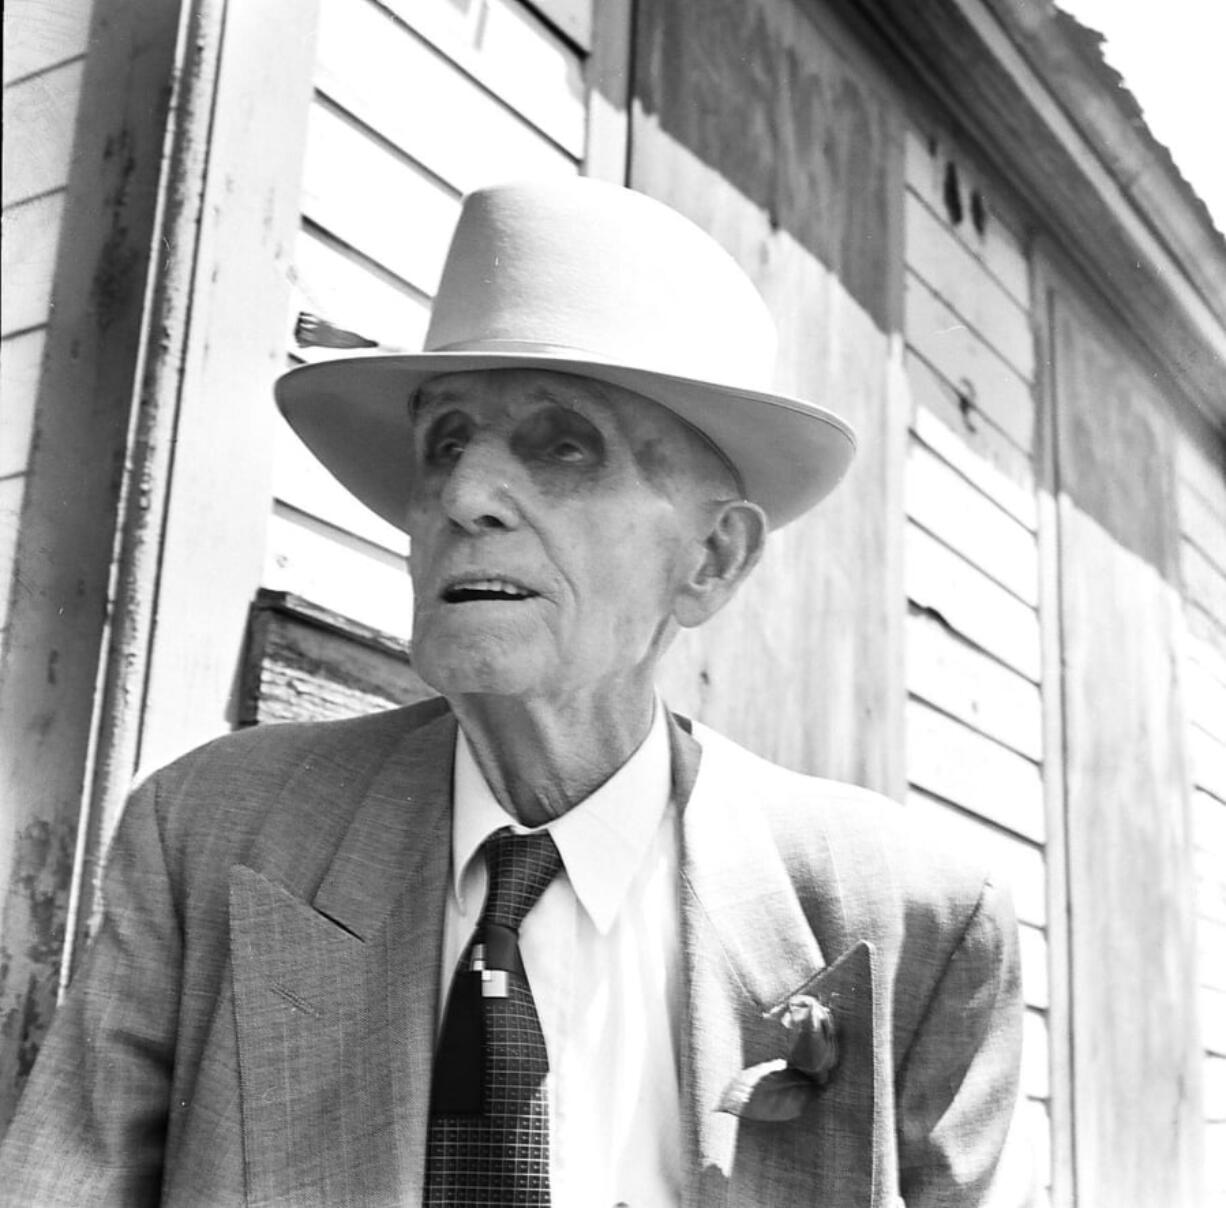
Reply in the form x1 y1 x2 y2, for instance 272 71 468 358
127 697 451 902
147 696 450 793
692 721 1002 942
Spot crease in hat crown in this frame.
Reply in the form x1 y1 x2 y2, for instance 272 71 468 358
275 177 857 531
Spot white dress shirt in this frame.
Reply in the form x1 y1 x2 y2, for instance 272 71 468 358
440 703 683 1208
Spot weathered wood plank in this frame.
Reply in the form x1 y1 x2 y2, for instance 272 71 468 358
1054 500 1196 1196
1190 601 1226 669
904 126 1030 308
906 520 1042 682
1195 790 1226 854
905 191 1033 381
291 224 431 360
1181 479 1226 578
240 590 434 726
581 0 632 183
2 0 93 84
906 699 1045 842
0 192 63 335
316 0 577 192
1177 428 1226 524
912 396 1036 529
1208 1055 1226 1120
1200 918 1226 992
1192 726 1226 806
1208 1124 1226 1201
0 329 45 478
379 0 586 155
906 272 1034 452
906 606 1043 760
1021 1097 1052 1191
1022 1008 1050 1100
133 0 321 780
1185 539 1226 628
1198 851 1226 931
1031 263 1072 1206
908 352 1034 497
636 0 906 795
0 477 26 637
907 437 1038 604
633 0 899 329
1019 923 1049 1011
0 0 189 1128
265 505 414 641
1202 987 1226 1056
300 98 462 298
1186 640 1226 740
905 790 1047 928
1196 800 1226 929
2 60 85 206
1054 297 1180 580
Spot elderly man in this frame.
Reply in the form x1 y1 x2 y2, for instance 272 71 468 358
1 180 1023 1206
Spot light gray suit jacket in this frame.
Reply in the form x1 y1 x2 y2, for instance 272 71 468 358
1 698 1023 1206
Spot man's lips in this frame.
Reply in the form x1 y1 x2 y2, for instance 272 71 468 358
438 575 540 604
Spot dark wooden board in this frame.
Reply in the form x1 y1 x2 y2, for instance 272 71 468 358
240 590 436 726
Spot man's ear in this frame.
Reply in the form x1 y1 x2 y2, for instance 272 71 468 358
673 500 767 629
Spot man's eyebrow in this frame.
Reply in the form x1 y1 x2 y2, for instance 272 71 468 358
409 387 461 420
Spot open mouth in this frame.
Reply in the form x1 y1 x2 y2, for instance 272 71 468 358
440 577 539 604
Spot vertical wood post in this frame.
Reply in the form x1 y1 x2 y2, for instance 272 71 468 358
1047 279 1203 1207
0 0 188 1128
75 0 320 946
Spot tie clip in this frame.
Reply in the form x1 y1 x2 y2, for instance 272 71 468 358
470 944 509 999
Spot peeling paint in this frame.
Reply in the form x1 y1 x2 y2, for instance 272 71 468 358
0 818 75 1125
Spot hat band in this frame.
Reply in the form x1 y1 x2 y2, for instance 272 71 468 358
427 336 626 363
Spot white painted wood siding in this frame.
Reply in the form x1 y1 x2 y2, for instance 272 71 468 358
267 0 589 637
1 0 98 638
1178 431 1226 1206
903 123 1053 1195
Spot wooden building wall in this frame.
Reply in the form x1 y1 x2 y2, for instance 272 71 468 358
1178 425 1226 1206
2 0 1225 1201
1043 277 1202 1207
0 0 99 1127
1 0 96 622
899 123 1054 1191
265 0 588 645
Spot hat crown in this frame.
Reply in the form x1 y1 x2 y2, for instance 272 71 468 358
424 180 778 391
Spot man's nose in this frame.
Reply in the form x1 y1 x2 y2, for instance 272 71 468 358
439 439 521 534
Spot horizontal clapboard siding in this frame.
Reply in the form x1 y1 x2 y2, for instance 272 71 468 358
268 0 589 640
1 1 97 636
903 121 1052 1187
1178 431 1226 1202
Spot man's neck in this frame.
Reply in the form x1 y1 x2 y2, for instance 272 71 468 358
448 688 657 826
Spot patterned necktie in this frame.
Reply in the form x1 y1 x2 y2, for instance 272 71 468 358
425 827 563 1205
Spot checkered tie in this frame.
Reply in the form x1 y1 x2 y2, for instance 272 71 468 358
425 827 563 1205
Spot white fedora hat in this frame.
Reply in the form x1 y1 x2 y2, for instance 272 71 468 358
275 178 855 530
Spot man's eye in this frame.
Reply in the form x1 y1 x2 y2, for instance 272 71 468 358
422 414 471 466
515 407 605 467
550 439 590 463
431 436 466 463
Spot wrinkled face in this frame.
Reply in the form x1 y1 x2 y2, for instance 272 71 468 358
405 369 732 706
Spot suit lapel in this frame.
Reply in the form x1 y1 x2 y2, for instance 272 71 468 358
230 709 456 1207
676 720 891 1208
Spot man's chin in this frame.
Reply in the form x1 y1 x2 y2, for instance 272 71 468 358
412 646 544 702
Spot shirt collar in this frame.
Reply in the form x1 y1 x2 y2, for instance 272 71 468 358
450 700 674 934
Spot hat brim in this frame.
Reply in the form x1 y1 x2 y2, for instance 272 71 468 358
274 353 856 531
